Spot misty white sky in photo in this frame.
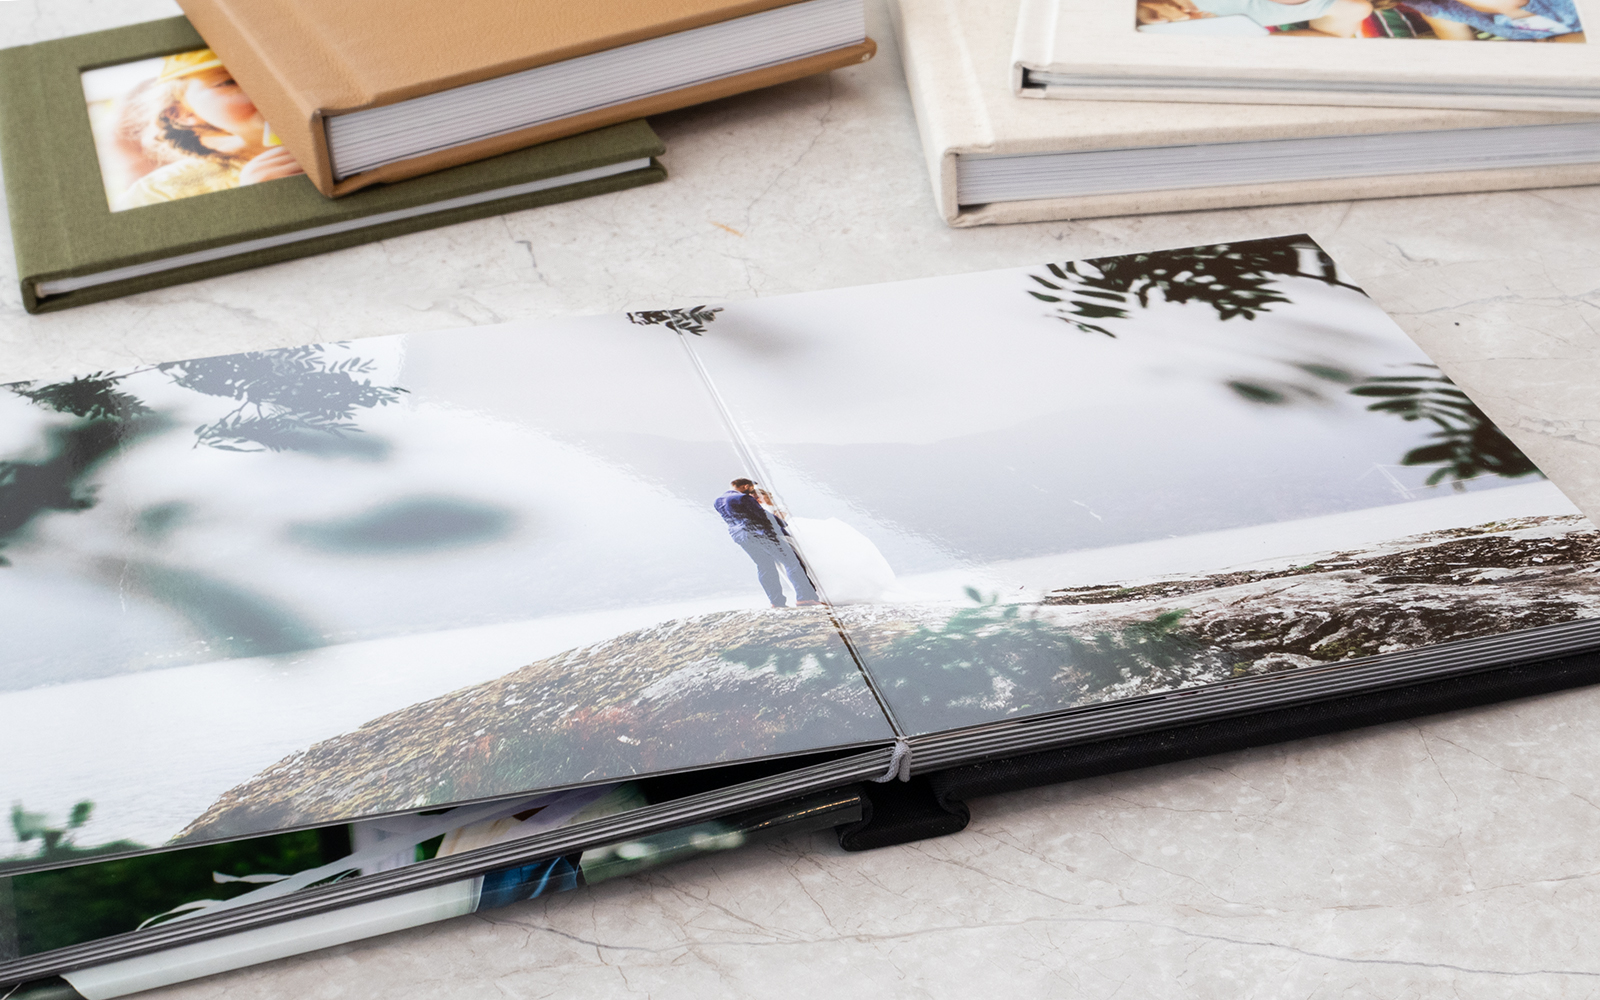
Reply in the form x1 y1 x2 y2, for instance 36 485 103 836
0 319 767 694
688 261 1548 570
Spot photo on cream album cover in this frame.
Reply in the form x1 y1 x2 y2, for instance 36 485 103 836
1133 0 1583 39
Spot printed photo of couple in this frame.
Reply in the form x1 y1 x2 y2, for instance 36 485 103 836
1135 0 1583 39
80 48 304 212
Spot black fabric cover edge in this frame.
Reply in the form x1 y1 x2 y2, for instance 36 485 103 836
932 648 1600 815
838 648 1600 851
835 778 970 852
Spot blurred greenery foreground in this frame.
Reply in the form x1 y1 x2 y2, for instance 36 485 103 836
0 346 411 659
1026 239 1537 484
4 799 147 882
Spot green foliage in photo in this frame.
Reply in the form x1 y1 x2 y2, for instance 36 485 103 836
870 589 1199 732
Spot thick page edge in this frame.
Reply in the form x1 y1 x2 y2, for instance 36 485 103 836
0 749 896 984
949 160 1600 226
326 39 876 197
1025 83 1600 113
927 645 1600 811
23 159 666 313
4 790 866 996
904 618 1600 769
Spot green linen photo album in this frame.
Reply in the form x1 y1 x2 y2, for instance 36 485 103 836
3 235 1599 998
0 18 666 313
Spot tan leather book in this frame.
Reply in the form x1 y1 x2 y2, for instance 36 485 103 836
177 0 875 196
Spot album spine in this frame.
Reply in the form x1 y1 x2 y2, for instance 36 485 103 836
892 0 983 225
1010 0 1060 84
0 43 64 314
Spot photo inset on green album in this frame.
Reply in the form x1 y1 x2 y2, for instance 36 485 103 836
1132 0 1583 38
80 48 305 212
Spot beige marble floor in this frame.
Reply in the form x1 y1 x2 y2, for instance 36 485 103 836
5 0 1600 995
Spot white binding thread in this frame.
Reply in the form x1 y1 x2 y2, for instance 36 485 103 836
872 739 913 783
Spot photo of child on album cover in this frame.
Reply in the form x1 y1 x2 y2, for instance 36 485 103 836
81 49 305 212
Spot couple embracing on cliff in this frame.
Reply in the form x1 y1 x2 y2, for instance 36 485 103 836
713 478 823 609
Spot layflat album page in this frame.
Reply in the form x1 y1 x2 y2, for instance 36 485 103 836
1 318 893 866
4 235 1596 872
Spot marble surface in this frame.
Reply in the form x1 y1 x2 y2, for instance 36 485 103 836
6 0 1600 995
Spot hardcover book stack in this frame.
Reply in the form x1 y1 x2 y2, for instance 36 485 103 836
4 235 1600 997
897 0 1600 223
0 0 877 309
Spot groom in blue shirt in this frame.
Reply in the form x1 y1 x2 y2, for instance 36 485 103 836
714 478 822 608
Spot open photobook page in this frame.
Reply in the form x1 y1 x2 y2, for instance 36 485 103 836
0 318 893 869
684 236 1600 736
5 233 1598 901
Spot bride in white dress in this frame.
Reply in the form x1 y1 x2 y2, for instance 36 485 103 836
757 490 903 605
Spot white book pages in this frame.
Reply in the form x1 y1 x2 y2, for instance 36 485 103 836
326 0 867 180
956 120 1600 202
31 159 653 299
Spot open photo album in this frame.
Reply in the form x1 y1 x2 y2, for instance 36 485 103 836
4 235 1599 995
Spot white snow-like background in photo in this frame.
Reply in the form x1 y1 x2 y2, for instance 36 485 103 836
688 261 1555 585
